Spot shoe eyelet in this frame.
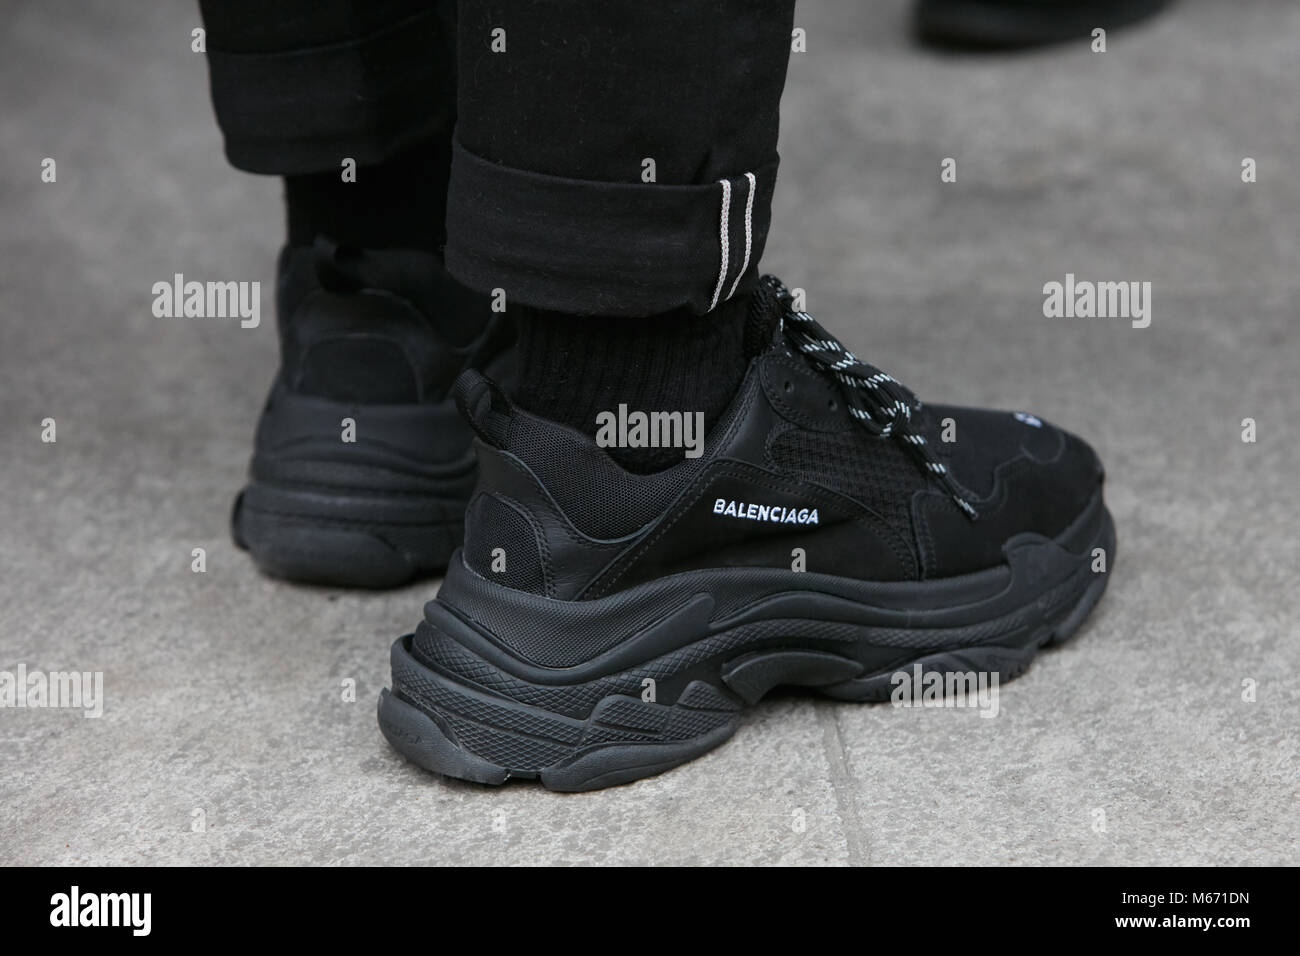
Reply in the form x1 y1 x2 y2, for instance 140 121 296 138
783 380 794 393
828 399 838 411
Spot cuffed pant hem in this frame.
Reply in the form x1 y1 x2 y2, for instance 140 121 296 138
205 9 454 175
445 139 778 316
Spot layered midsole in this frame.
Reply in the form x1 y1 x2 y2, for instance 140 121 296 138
391 493 1112 770
393 506 1108 767
427 487 1109 677
240 479 469 527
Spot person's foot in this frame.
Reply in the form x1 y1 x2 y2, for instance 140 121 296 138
232 241 514 588
914 0 1171 50
378 276 1114 790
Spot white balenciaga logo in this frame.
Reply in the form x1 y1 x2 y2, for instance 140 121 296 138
713 498 819 525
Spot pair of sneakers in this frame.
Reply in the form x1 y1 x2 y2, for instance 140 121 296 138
236 245 1114 791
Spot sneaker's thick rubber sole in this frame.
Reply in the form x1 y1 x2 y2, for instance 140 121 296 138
232 388 476 589
914 0 1170 50
379 490 1115 790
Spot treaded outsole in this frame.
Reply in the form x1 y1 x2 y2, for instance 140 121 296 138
379 505 1116 790
232 488 463 588
914 0 1170 50
234 379 481 588
378 688 737 791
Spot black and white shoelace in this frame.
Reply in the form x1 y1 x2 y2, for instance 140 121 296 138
762 275 979 520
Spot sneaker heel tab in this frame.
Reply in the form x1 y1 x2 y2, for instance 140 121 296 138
453 369 512 447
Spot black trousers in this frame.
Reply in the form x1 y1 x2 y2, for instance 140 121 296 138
199 0 795 316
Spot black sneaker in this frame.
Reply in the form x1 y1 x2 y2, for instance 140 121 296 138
914 0 1171 50
378 277 1114 789
232 241 514 588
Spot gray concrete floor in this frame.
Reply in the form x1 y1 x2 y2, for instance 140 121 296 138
2 0 1296 865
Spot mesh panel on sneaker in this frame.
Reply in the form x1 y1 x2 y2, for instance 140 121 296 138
462 493 550 596
504 373 760 540
506 415 694 538
767 423 929 540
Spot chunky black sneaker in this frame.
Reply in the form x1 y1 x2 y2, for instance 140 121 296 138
378 277 1115 789
914 0 1171 50
232 241 514 588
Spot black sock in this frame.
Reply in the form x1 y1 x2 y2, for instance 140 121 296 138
284 137 451 253
512 295 753 472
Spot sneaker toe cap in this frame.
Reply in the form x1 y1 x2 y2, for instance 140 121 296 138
919 406 1105 575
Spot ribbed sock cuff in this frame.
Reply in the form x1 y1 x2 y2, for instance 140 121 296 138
512 295 752 472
